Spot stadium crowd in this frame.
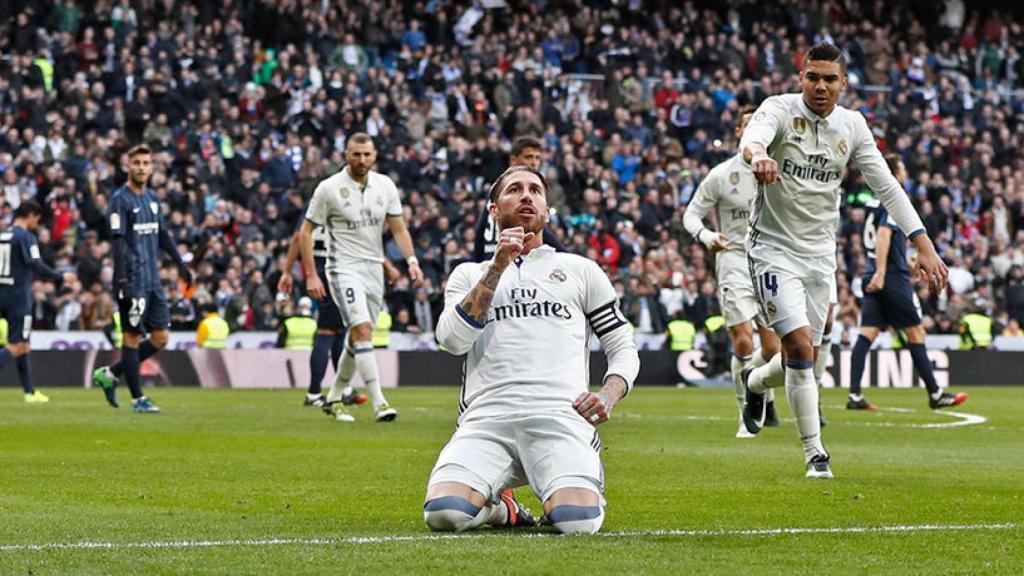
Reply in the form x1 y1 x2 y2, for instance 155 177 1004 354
2 0 1024 348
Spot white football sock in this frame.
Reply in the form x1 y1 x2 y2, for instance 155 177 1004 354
814 337 833 384
731 354 752 413
326 345 357 403
353 341 386 409
785 361 828 462
748 352 784 394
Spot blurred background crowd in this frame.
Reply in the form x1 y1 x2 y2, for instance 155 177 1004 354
2 0 1024 347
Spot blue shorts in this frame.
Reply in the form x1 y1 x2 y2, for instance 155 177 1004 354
315 260 344 332
860 273 922 330
119 287 171 335
0 290 32 344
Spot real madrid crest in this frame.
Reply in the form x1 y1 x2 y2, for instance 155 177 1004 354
755 111 767 121
729 172 740 185
340 187 350 199
766 301 777 318
549 269 567 283
376 196 384 206
837 139 848 156
792 117 807 135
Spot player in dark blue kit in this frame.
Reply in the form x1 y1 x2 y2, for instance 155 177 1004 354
0 201 63 403
92 145 193 413
848 154 967 410
278 214 367 408
472 136 567 261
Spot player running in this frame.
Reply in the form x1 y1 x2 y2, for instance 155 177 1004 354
683 108 782 437
738 42 948 478
473 135 566 261
425 166 639 534
300 133 423 422
847 154 968 411
93 145 193 413
0 201 63 403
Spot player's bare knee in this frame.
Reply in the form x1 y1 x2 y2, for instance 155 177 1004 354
149 331 170 349
904 325 926 343
729 324 754 356
349 323 373 343
782 331 814 361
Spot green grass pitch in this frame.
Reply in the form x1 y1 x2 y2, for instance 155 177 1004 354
2 386 1022 574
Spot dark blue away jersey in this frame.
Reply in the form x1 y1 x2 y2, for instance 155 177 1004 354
863 198 910 278
109 186 165 292
0 226 48 301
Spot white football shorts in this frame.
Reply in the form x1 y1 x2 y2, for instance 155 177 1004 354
716 250 761 328
427 411 605 504
327 260 384 329
747 241 834 345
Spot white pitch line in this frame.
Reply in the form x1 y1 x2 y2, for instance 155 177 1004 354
1 523 1017 552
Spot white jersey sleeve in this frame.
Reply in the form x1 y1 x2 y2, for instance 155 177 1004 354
306 182 331 227
740 96 787 152
683 170 719 245
436 262 485 355
850 116 926 238
582 260 640 395
384 177 403 217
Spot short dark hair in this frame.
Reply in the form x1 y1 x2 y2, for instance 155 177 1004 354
884 153 903 176
739 106 758 126
347 132 375 148
510 136 543 158
803 42 846 74
488 165 548 202
127 144 152 158
14 200 42 219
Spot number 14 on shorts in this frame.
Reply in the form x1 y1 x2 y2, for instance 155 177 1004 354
762 273 779 297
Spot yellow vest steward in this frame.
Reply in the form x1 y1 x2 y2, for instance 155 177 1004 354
667 319 696 351
112 313 123 348
0 318 7 346
34 57 54 92
200 315 230 349
704 315 725 334
284 316 317 350
373 310 392 348
958 313 993 350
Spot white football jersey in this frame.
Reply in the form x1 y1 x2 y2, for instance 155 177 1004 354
684 153 756 254
740 94 925 256
305 167 402 271
436 246 640 423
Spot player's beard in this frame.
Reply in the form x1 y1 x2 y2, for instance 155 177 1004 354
129 173 150 189
497 210 544 235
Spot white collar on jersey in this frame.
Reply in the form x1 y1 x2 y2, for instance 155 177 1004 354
797 94 836 126
521 244 555 260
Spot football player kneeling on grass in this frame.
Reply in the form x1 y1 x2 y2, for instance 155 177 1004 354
424 166 639 534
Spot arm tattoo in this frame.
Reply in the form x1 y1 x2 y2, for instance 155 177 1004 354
459 264 505 325
598 374 629 409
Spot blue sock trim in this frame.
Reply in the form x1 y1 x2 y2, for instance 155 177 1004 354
785 359 815 370
548 505 602 523
353 342 374 355
423 496 481 516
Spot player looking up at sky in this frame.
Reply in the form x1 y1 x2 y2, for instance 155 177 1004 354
426 166 639 534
